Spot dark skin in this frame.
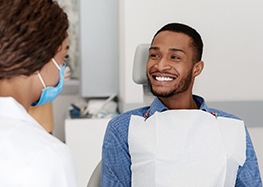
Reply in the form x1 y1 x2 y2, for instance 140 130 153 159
147 31 204 110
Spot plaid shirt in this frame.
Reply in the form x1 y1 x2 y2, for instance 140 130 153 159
101 95 262 187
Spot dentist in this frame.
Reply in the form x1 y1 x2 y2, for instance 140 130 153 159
0 0 77 186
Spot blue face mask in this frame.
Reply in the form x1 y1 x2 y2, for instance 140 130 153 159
32 58 66 107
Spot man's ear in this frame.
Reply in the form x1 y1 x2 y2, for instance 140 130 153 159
193 61 204 77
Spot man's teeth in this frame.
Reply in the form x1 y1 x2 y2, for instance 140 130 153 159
155 76 174 81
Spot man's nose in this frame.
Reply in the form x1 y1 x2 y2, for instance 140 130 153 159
154 58 170 71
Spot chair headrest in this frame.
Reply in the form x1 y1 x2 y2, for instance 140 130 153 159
132 43 150 84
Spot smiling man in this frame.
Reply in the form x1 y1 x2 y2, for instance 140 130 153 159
100 23 262 187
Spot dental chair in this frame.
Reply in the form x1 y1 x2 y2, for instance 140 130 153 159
87 160 102 187
132 43 155 105
87 43 151 187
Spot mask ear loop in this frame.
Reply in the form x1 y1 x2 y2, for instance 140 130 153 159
52 58 61 71
37 71 47 88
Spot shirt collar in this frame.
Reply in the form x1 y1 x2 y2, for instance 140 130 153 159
193 95 209 111
147 95 209 118
0 97 38 125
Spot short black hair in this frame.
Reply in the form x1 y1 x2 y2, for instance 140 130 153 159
152 23 203 62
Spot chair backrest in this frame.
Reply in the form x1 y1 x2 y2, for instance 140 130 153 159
87 44 153 187
132 43 155 105
87 160 101 187
132 43 150 84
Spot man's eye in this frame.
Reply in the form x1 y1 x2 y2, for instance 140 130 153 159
171 55 180 60
149 54 159 59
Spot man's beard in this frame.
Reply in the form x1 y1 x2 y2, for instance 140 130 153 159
148 68 193 98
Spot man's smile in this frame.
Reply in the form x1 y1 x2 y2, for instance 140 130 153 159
154 76 175 82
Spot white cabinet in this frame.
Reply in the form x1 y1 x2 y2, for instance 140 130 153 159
65 118 110 187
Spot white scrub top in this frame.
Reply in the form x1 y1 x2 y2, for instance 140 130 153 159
0 97 77 187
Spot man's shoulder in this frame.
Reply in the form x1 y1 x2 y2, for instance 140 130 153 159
103 106 150 144
108 106 149 128
207 107 240 120
196 95 240 120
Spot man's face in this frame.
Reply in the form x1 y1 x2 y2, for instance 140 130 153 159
147 31 196 98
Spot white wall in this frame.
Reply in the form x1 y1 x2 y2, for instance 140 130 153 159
79 0 119 97
119 0 263 111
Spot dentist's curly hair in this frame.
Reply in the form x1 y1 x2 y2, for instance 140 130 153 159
0 0 68 79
